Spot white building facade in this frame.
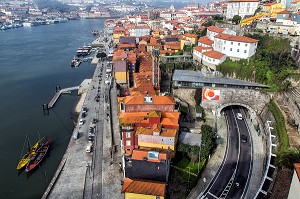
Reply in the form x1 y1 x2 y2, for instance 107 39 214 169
226 0 259 19
213 34 258 59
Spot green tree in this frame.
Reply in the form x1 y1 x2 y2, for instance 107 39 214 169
277 147 300 169
96 52 107 58
232 15 242 25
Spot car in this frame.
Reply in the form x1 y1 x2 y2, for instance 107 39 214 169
81 112 87 118
86 144 93 153
236 113 243 120
241 134 248 143
79 119 84 126
82 107 88 113
235 175 245 189
88 136 94 142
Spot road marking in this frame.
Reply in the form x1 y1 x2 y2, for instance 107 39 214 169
207 192 218 199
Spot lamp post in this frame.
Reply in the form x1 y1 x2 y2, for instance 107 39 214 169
198 143 201 175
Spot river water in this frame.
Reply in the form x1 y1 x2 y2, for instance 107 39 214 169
0 19 104 199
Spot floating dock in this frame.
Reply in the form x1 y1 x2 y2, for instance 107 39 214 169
47 86 79 109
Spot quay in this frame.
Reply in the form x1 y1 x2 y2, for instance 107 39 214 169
47 86 80 109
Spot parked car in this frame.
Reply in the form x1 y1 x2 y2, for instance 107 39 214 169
86 144 93 153
79 119 84 126
73 131 79 140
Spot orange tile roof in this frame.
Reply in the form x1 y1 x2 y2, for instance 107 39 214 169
207 26 224 33
121 95 175 105
214 33 258 43
285 17 292 20
122 178 166 196
119 43 136 48
194 46 213 53
198 36 214 46
294 163 300 181
131 149 167 162
184 33 198 38
264 2 276 6
203 50 225 59
113 49 127 60
165 42 181 50
136 126 177 137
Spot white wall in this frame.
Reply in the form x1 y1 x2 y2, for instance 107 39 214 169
226 1 259 19
213 38 257 59
288 170 300 199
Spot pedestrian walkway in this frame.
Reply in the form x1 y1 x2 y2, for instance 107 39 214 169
188 112 227 199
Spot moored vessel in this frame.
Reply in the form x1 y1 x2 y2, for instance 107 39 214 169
25 137 51 172
16 137 45 170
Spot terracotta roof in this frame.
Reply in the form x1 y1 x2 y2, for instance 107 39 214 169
207 26 224 33
121 95 175 105
214 33 258 43
122 178 166 196
277 10 290 14
285 17 292 20
184 33 198 38
136 126 177 137
194 46 213 53
131 149 167 162
203 50 225 59
165 42 181 50
198 36 214 46
294 163 300 181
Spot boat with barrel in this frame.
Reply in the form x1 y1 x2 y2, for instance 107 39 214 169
16 136 45 170
26 137 51 172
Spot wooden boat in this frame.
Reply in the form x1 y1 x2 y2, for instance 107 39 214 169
16 137 44 170
25 137 51 172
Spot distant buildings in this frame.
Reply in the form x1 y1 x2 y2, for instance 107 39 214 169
225 0 259 19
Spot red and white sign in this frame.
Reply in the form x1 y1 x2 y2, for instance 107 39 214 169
202 88 220 101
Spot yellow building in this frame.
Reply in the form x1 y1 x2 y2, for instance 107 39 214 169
262 2 286 17
113 26 126 44
122 178 166 199
183 33 198 45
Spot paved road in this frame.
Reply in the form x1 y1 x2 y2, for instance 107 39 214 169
200 106 252 199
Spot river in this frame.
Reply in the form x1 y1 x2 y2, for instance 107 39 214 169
0 19 104 199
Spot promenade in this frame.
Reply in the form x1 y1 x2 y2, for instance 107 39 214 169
43 33 123 199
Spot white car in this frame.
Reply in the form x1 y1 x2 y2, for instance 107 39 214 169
86 144 93 153
236 113 243 120
79 119 84 126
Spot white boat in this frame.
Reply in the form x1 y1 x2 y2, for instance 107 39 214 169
23 22 31 27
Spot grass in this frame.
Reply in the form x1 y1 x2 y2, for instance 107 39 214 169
267 99 289 153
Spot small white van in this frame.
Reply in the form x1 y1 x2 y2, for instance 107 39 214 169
86 144 93 153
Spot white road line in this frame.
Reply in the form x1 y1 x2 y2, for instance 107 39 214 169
208 192 219 199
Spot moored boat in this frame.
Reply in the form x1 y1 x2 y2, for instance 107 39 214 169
70 57 82 67
16 137 45 170
26 137 51 172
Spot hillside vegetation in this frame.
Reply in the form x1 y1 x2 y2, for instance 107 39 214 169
217 34 298 91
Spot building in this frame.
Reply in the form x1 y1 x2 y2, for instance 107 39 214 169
288 163 300 199
122 178 166 199
213 33 258 59
226 0 259 19
118 95 176 113
124 150 170 182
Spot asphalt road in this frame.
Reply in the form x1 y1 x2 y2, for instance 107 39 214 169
200 106 253 199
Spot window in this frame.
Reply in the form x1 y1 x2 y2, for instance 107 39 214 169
224 41 226 44
237 49 240 52
230 48 232 51
245 44 248 47
244 50 247 53
231 42 233 45
223 47 225 50
126 132 131 138
126 140 131 146
213 59 215 62
238 43 240 46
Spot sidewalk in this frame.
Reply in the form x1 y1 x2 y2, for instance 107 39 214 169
188 112 227 199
